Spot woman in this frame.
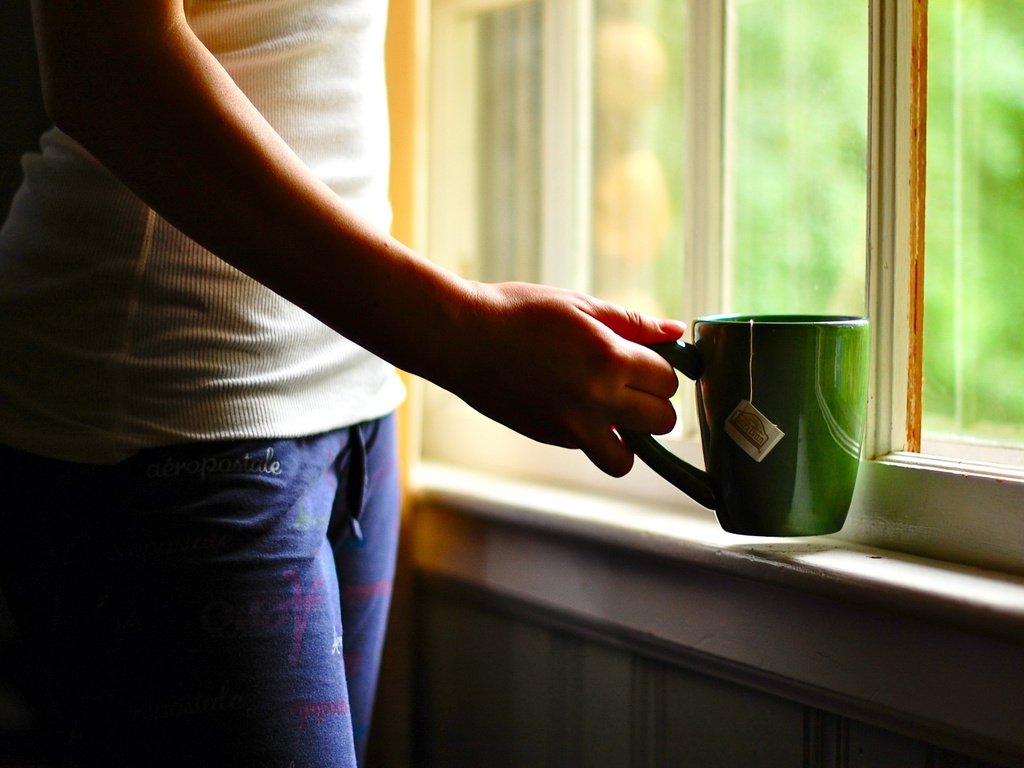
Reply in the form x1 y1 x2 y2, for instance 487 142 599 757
0 1 682 764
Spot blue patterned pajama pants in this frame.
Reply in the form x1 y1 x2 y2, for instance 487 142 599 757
0 414 400 767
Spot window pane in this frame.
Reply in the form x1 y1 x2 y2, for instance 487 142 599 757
592 0 686 319
923 0 1024 456
471 3 543 284
729 0 868 316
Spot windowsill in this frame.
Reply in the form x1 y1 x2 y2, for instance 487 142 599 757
411 460 1024 644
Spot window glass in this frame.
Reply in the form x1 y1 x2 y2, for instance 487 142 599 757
592 0 686 320
473 2 544 284
729 0 868 316
923 0 1024 456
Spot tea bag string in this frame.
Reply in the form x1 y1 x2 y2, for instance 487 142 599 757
748 318 755 403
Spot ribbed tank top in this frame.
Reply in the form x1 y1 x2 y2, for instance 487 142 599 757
0 0 405 463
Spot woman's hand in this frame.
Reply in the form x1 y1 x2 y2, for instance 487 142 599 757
433 282 685 477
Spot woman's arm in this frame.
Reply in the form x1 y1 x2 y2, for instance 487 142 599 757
29 0 684 476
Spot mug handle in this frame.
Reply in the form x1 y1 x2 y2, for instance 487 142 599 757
621 340 718 510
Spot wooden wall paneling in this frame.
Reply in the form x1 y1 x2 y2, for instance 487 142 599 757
653 654 808 767
506 620 567 768
413 579 1016 768
415 589 520 766
576 640 633 767
843 719 932 767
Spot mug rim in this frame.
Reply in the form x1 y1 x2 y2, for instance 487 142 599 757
695 313 868 326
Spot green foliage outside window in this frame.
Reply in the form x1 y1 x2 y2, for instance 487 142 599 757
924 0 1024 446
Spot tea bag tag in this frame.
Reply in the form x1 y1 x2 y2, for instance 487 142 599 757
725 400 785 462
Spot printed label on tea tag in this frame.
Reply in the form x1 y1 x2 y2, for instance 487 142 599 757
724 400 785 462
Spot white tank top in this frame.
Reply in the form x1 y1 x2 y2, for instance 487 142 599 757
0 0 404 463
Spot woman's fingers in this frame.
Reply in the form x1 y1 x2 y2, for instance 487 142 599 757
572 386 676 476
576 425 635 478
623 345 680 400
614 386 678 435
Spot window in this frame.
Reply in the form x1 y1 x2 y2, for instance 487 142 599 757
423 0 1024 571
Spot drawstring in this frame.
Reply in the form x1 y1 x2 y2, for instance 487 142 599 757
326 419 379 544
344 423 369 542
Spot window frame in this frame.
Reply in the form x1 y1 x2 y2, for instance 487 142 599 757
420 0 1024 576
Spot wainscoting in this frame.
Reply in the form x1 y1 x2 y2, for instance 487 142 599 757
407 471 1024 768
414 579 995 768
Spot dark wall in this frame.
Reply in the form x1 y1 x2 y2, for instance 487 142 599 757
1 2 49 217
0 7 50 761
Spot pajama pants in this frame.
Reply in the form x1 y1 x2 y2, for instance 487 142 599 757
0 414 400 768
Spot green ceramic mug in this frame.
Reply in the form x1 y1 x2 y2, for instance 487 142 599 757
623 315 870 536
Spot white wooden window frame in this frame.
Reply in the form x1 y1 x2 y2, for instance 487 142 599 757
422 0 1024 575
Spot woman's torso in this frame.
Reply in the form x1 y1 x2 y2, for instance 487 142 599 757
0 0 403 463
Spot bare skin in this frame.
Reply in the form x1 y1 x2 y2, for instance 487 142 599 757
28 0 684 477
